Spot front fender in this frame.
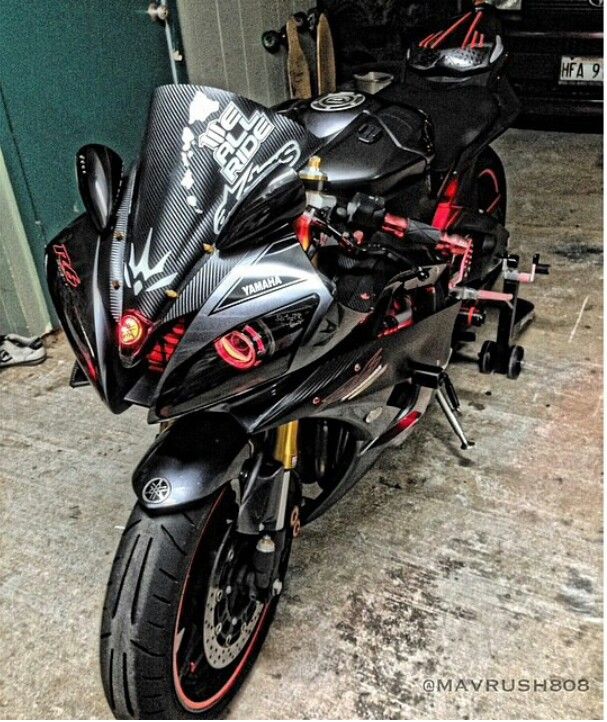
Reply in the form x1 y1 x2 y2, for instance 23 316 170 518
133 412 249 511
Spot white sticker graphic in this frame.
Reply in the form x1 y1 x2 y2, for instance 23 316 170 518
212 140 300 233
125 228 177 295
180 94 301 232
189 91 220 124
310 92 366 112
198 101 275 184
180 91 221 214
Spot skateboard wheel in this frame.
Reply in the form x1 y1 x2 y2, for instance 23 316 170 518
293 11 308 31
262 30 283 54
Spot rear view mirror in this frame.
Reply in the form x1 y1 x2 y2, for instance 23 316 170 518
76 144 123 232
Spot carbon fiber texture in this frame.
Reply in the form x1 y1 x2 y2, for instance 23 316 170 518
122 85 316 322
109 168 137 321
164 250 245 323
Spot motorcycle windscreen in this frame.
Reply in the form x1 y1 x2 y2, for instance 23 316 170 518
122 85 317 325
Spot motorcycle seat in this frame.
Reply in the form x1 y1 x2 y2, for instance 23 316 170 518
378 77 500 172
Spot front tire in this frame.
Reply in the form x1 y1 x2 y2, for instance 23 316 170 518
100 487 286 719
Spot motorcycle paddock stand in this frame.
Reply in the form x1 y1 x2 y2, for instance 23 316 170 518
456 253 550 380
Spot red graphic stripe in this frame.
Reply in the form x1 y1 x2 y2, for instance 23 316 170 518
462 11 483 48
430 11 472 48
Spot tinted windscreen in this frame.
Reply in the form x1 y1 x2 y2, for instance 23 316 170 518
120 85 316 321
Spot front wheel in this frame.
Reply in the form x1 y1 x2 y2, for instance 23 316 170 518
100 486 289 719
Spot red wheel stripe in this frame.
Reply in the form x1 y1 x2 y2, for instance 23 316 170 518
174 603 272 712
172 487 273 713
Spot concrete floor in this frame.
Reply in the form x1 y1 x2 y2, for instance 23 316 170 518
0 128 603 720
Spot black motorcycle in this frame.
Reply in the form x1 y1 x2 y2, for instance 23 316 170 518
46 4 548 718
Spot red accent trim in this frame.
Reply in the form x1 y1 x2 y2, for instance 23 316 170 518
436 232 474 288
376 409 422 445
379 317 414 338
382 213 409 239
420 31 440 48
147 320 186 373
444 177 460 200
486 194 502 215
478 168 502 215
476 290 513 303
432 177 461 231
172 488 274 714
52 244 81 288
462 12 483 48
430 11 472 48
467 305 476 328
397 410 422 432
177 604 271 713
479 167 499 191
293 213 313 251
81 352 98 383
434 206 462 231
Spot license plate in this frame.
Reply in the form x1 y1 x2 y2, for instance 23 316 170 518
559 56 603 84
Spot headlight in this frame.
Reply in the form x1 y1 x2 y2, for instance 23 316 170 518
493 0 523 10
155 297 318 418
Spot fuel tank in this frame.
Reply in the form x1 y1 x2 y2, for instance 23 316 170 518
285 91 435 196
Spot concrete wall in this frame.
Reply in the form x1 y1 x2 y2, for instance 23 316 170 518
177 0 309 106
0 148 51 336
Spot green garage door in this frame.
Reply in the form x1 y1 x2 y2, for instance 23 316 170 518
0 0 180 333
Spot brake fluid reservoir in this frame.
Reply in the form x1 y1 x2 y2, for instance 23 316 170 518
299 155 327 191
300 155 334 210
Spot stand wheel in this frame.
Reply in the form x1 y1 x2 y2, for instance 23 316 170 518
507 345 525 380
479 340 497 374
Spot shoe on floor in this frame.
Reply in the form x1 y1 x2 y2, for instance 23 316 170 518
0 334 47 368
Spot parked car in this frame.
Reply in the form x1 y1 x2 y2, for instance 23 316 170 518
324 0 602 120
477 0 603 119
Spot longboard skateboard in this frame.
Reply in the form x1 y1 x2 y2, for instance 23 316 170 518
317 13 336 95
286 16 312 100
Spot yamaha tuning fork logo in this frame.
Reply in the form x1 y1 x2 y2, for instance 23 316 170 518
141 477 172 504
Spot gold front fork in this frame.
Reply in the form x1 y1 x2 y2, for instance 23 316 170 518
274 420 299 470
274 420 301 536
